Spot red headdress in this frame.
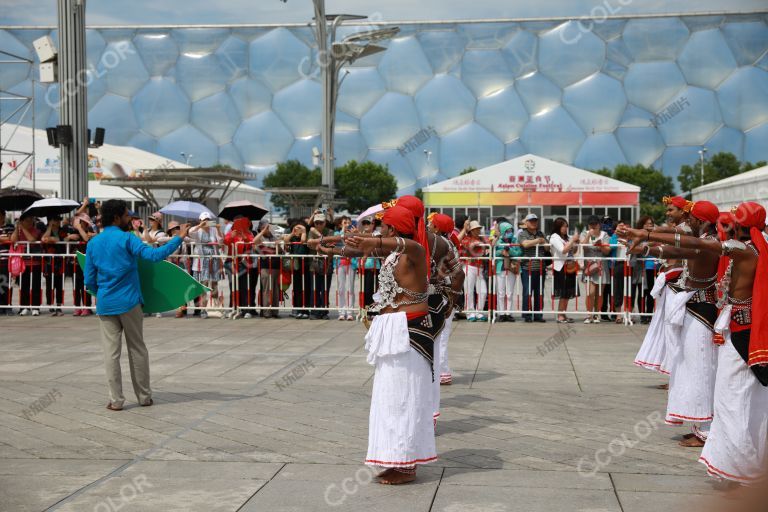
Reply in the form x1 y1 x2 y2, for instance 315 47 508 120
392 195 430 277
732 202 768 367
382 204 430 276
663 196 694 213
431 213 454 235
690 201 719 224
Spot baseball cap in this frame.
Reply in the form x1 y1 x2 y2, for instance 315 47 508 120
312 214 326 223
150 212 162 222
199 211 213 221
524 213 538 222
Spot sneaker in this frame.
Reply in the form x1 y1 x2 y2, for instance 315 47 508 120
231 311 242 320
200 310 208 319
243 313 253 319
20 308 30 316
81 310 92 317
155 313 162 318
31 309 40 316
477 315 487 322
584 317 592 324
338 315 346 321
346 313 355 321
592 317 601 324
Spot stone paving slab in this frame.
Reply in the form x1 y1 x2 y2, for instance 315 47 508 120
0 315 743 511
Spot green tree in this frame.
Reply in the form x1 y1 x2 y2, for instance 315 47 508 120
592 164 675 224
262 160 321 209
460 166 477 176
678 152 767 197
334 160 398 212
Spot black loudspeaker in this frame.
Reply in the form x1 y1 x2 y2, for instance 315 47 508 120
56 125 73 145
46 127 59 148
93 127 105 147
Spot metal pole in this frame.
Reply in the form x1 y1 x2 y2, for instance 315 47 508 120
57 0 88 201
31 78 36 192
313 0 334 200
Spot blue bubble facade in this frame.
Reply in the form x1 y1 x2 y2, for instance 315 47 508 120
1 14 767 194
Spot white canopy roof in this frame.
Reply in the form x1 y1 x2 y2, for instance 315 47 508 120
692 165 768 210
423 154 640 193
1 124 265 205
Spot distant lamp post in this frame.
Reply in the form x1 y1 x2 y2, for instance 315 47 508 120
423 149 433 187
698 147 708 186
180 152 193 165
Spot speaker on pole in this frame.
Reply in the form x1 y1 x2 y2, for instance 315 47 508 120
46 127 60 148
56 124 73 146
93 127 105 147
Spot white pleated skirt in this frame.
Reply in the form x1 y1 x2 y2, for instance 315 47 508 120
438 315 453 383
365 313 437 468
635 282 670 374
699 335 768 484
665 312 718 426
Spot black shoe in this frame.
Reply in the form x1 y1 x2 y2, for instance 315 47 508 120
524 318 533 323
534 318 546 323
507 315 516 322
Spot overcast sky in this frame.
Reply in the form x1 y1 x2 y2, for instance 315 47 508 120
1 0 766 26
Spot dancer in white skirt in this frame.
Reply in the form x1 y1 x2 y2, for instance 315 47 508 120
325 205 437 485
621 201 721 447
622 202 768 485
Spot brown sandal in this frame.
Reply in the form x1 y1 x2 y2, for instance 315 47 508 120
106 403 123 411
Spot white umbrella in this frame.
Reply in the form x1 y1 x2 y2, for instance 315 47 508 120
159 201 215 220
22 198 81 218
356 203 384 225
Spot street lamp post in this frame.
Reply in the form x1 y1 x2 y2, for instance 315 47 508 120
698 147 708 187
281 1 397 206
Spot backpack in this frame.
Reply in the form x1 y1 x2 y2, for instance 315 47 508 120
8 245 26 277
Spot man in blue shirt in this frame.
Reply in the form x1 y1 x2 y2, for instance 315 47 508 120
85 199 189 411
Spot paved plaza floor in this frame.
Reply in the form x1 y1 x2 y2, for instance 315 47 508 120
0 315 732 511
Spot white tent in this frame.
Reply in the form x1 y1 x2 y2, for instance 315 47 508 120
0 124 266 207
692 165 768 210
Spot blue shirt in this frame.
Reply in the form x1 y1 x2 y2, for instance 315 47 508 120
84 226 183 316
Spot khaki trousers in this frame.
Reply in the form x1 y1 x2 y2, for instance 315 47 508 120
98 304 151 406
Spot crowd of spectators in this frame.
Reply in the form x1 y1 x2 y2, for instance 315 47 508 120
0 200 664 322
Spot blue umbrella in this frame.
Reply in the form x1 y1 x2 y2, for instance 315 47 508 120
159 201 215 220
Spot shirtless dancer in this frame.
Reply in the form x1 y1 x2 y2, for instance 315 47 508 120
319 205 436 485
621 201 721 447
623 202 768 486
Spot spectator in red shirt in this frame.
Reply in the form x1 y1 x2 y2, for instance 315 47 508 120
11 213 42 316
458 220 489 321
224 216 257 319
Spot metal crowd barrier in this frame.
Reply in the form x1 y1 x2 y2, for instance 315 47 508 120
0 240 662 323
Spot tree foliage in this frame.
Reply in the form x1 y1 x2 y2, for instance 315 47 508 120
678 152 766 197
460 166 477 175
334 160 398 212
262 160 321 209
592 164 675 224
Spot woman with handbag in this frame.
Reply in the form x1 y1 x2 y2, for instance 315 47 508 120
549 217 580 323
493 221 522 322
189 212 224 319
580 215 611 323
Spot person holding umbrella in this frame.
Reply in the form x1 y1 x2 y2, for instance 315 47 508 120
41 216 70 316
189 212 224 319
70 213 97 316
224 216 257 319
0 210 12 314
11 212 42 316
